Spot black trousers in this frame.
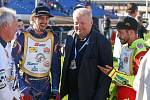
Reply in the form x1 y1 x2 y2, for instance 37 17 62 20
68 91 79 100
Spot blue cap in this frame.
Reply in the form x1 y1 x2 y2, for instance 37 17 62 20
73 2 91 11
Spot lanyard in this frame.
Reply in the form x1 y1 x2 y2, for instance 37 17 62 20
74 36 90 59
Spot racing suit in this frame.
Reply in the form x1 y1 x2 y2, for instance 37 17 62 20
12 27 61 100
109 39 147 100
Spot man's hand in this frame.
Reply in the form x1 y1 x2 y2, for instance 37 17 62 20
97 65 113 75
20 87 32 100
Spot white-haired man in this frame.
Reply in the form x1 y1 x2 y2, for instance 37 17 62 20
0 7 17 100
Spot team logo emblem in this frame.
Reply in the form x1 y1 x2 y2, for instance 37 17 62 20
35 53 46 63
137 44 143 49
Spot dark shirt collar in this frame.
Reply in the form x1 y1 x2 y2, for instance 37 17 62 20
0 36 7 48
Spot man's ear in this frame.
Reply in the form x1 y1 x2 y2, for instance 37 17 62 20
131 30 136 35
127 29 131 33
2 22 9 30
128 29 137 37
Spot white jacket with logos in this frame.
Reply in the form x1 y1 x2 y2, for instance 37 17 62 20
134 50 150 100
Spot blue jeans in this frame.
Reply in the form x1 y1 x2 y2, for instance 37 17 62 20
28 77 51 100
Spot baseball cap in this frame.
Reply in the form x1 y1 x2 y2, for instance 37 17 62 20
124 17 138 31
116 21 127 30
73 2 91 11
32 4 53 17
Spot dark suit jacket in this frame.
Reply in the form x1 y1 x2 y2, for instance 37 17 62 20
60 27 113 100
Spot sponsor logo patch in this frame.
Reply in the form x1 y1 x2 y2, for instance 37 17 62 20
43 47 50 53
27 62 38 65
29 47 38 53
31 66 38 71
43 60 50 67
34 43 46 47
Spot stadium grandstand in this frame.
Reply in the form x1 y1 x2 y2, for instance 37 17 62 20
3 0 149 41
1 0 150 53
0 0 117 20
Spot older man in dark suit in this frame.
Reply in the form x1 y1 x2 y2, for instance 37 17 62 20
60 7 113 100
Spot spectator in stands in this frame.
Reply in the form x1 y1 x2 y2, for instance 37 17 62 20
138 17 147 39
126 3 138 19
15 19 25 38
0 0 8 7
3 0 8 6
0 7 17 100
104 16 111 39
17 19 24 32
127 3 147 39
12 4 60 100
0 0 4 7
60 7 113 100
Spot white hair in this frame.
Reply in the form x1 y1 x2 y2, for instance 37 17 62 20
0 7 16 26
73 8 92 19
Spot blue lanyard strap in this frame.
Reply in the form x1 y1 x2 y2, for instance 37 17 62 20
74 36 90 59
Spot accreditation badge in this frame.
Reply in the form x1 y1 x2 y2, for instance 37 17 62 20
69 60 77 70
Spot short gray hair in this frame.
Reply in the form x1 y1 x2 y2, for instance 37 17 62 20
0 7 16 26
73 8 92 19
